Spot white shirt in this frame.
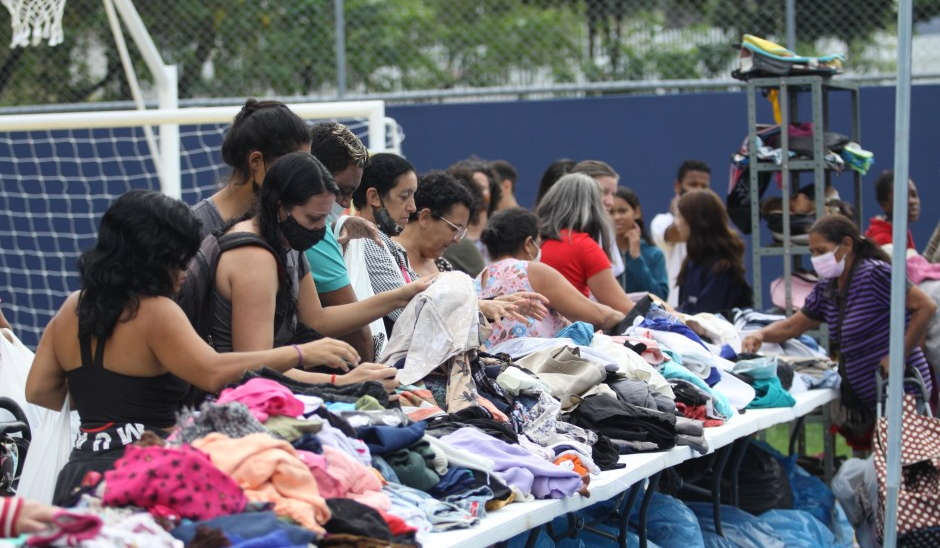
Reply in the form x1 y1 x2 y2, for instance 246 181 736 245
650 211 686 307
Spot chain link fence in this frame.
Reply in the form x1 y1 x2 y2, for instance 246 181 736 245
0 0 937 107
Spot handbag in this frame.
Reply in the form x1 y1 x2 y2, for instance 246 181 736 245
873 394 940 546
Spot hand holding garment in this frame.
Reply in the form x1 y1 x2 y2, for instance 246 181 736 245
381 272 482 386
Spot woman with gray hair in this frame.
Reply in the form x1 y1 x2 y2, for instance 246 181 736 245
536 173 636 315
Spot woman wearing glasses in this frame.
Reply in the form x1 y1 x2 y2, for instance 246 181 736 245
395 171 549 329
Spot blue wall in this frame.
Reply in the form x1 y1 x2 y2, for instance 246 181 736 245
389 84 940 305
5 84 939 349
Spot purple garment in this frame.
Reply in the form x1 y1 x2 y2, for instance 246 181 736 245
802 259 932 408
439 428 582 499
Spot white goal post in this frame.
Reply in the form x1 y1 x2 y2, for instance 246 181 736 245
0 100 403 349
0 100 396 197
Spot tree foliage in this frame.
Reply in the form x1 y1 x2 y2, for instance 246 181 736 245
0 0 925 106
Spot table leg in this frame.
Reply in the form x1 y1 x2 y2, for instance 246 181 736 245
637 471 662 548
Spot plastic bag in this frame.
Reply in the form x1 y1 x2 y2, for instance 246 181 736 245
689 502 786 548
16 396 75 503
0 328 46 432
758 509 835 548
335 215 389 356
831 457 874 525
629 490 705 548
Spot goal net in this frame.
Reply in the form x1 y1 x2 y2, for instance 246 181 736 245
0 101 404 349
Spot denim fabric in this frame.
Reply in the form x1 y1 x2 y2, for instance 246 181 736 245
382 481 479 532
171 512 316 545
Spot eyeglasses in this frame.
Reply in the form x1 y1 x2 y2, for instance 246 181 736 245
433 213 468 241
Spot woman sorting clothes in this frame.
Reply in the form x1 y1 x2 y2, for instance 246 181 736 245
212 151 434 389
392 170 549 327
742 215 936 444
536 173 635 316
25 190 361 505
476 207 624 345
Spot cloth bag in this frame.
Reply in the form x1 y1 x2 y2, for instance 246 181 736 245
334 215 389 356
873 394 940 546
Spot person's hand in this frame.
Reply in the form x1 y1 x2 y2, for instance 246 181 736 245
878 355 890 378
741 331 764 354
626 226 642 258
669 194 680 218
393 274 438 306
13 498 58 535
299 338 360 372
480 292 550 323
336 216 382 248
339 362 399 393
495 292 550 321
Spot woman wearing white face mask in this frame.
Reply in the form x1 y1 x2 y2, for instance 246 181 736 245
475 207 624 346
742 215 936 441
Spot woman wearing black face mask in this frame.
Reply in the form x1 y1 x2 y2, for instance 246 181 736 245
350 153 419 332
212 151 434 389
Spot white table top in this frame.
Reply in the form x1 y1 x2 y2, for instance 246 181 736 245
428 388 838 548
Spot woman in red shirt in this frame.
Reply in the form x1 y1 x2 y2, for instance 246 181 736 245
535 173 636 316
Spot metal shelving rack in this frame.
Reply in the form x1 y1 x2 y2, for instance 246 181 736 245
745 75 862 316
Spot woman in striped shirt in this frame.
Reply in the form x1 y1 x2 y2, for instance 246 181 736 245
742 215 936 438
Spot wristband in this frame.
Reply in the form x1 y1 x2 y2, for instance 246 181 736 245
0 495 23 538
331 374 337 385
291 344 303 368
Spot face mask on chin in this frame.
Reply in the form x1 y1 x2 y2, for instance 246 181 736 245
279 213 327 251
527 239 541 262
373 206 402 236
811 247 845 278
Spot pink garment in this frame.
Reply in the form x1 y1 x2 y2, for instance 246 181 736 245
476 258 569 346
102 445 247 520
296 450 343 499
610 334 666 365
193 432 330 533
319 445 390 511
907 254 940 285
217 377 304 422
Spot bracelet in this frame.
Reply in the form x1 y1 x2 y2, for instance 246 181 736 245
331 374 337 385
291 344 303 368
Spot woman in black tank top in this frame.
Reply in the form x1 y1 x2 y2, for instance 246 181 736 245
25 190 361 505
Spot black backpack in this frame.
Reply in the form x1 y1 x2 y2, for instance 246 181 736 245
175 230 288 348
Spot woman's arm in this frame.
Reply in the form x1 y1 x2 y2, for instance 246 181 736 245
24 297 71 411
146 298 357 393
586 268 636 315
529 261 623 329
740 311 820 353
227 246 282 352
904 284 937 357
296 271 433 337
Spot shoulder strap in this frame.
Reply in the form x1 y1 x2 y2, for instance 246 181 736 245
212 231 291 342
78 335 106 370
79 335 94 368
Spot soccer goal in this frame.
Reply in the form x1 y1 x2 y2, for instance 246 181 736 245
0 102 405 350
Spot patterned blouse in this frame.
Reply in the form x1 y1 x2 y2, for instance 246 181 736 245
475 258 570 346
